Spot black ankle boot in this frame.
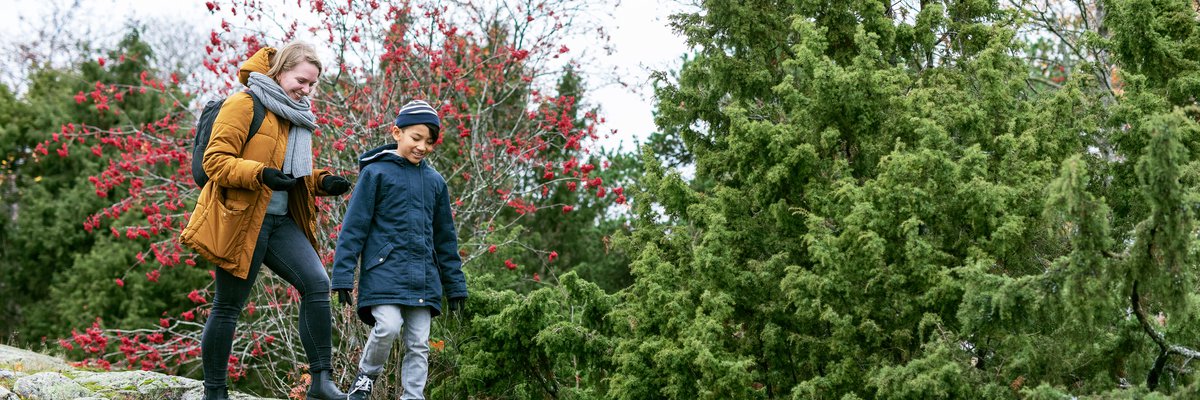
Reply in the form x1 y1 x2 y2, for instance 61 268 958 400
203 386 229 400
307 369 347 400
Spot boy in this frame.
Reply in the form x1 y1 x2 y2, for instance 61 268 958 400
332 99 468 400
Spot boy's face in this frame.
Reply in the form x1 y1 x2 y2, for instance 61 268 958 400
391 124 436 165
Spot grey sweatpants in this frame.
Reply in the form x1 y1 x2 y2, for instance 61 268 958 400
359 304 432 400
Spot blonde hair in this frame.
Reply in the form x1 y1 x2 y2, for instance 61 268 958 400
267 42 323 80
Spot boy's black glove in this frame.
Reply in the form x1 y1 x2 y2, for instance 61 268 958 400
447 297 466 313
335 289 353 307
321 175 351 195
260 167 298 191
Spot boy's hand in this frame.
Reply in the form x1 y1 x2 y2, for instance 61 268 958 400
260 167 298 191
447 297 466 313
335 289 354 307
321 175 351 196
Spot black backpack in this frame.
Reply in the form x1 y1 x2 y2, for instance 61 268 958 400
191 92 266 188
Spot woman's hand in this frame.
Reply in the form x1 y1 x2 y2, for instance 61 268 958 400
260 167 299 191
321 175 351 196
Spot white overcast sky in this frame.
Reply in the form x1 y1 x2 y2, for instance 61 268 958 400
0 0 692 152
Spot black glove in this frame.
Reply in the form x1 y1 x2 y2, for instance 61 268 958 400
321 175 351 196
335 289 354 307
260 167 298 191
447 297 466 313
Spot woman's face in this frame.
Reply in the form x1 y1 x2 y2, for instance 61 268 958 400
275 62 319 100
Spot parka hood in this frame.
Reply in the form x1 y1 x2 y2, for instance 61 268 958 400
238 47 276 86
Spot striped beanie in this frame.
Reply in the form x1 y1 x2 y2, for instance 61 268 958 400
395 100 441 129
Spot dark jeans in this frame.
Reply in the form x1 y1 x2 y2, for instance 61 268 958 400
202 214 333 389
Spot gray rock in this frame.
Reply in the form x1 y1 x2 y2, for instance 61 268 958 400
180 385 287 400
13 371 94 399
0 344 285 399
74 369 202 399
0 344 72 372
230 391 285 400
180 386 205 400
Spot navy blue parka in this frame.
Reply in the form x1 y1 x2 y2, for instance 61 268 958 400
331 144 468 325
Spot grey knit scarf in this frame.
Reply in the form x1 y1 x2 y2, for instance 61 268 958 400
246 72 317 178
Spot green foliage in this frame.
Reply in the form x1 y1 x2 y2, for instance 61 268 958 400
430 272 615 399
1105 0 1200 105
613 0 1200 398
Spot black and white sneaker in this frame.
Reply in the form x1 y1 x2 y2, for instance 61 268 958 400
347 372 375 400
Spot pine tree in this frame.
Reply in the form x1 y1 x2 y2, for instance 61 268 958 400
612 0 1200 397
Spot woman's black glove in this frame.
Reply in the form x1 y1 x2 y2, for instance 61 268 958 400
335 289 353 307
322 175 351 196
260 167 298 191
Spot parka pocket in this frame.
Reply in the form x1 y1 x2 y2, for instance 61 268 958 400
208 188 253 260
364 243 395 271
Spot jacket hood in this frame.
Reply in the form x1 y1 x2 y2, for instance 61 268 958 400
238 47 276 86
358 144 425 170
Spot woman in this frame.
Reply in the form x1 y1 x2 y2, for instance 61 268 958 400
181 43 350 400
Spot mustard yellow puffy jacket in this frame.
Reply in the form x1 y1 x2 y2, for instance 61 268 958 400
180 47 333 279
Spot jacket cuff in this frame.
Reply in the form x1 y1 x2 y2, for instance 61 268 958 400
331 278 354 290
310 169 333 196
243 161 266 190
446 286 468 299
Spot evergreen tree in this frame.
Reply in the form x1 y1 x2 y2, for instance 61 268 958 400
612 0 1200 397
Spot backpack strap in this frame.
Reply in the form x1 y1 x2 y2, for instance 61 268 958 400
246 91 267 142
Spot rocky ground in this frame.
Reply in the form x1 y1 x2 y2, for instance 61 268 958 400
0 345 282 400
